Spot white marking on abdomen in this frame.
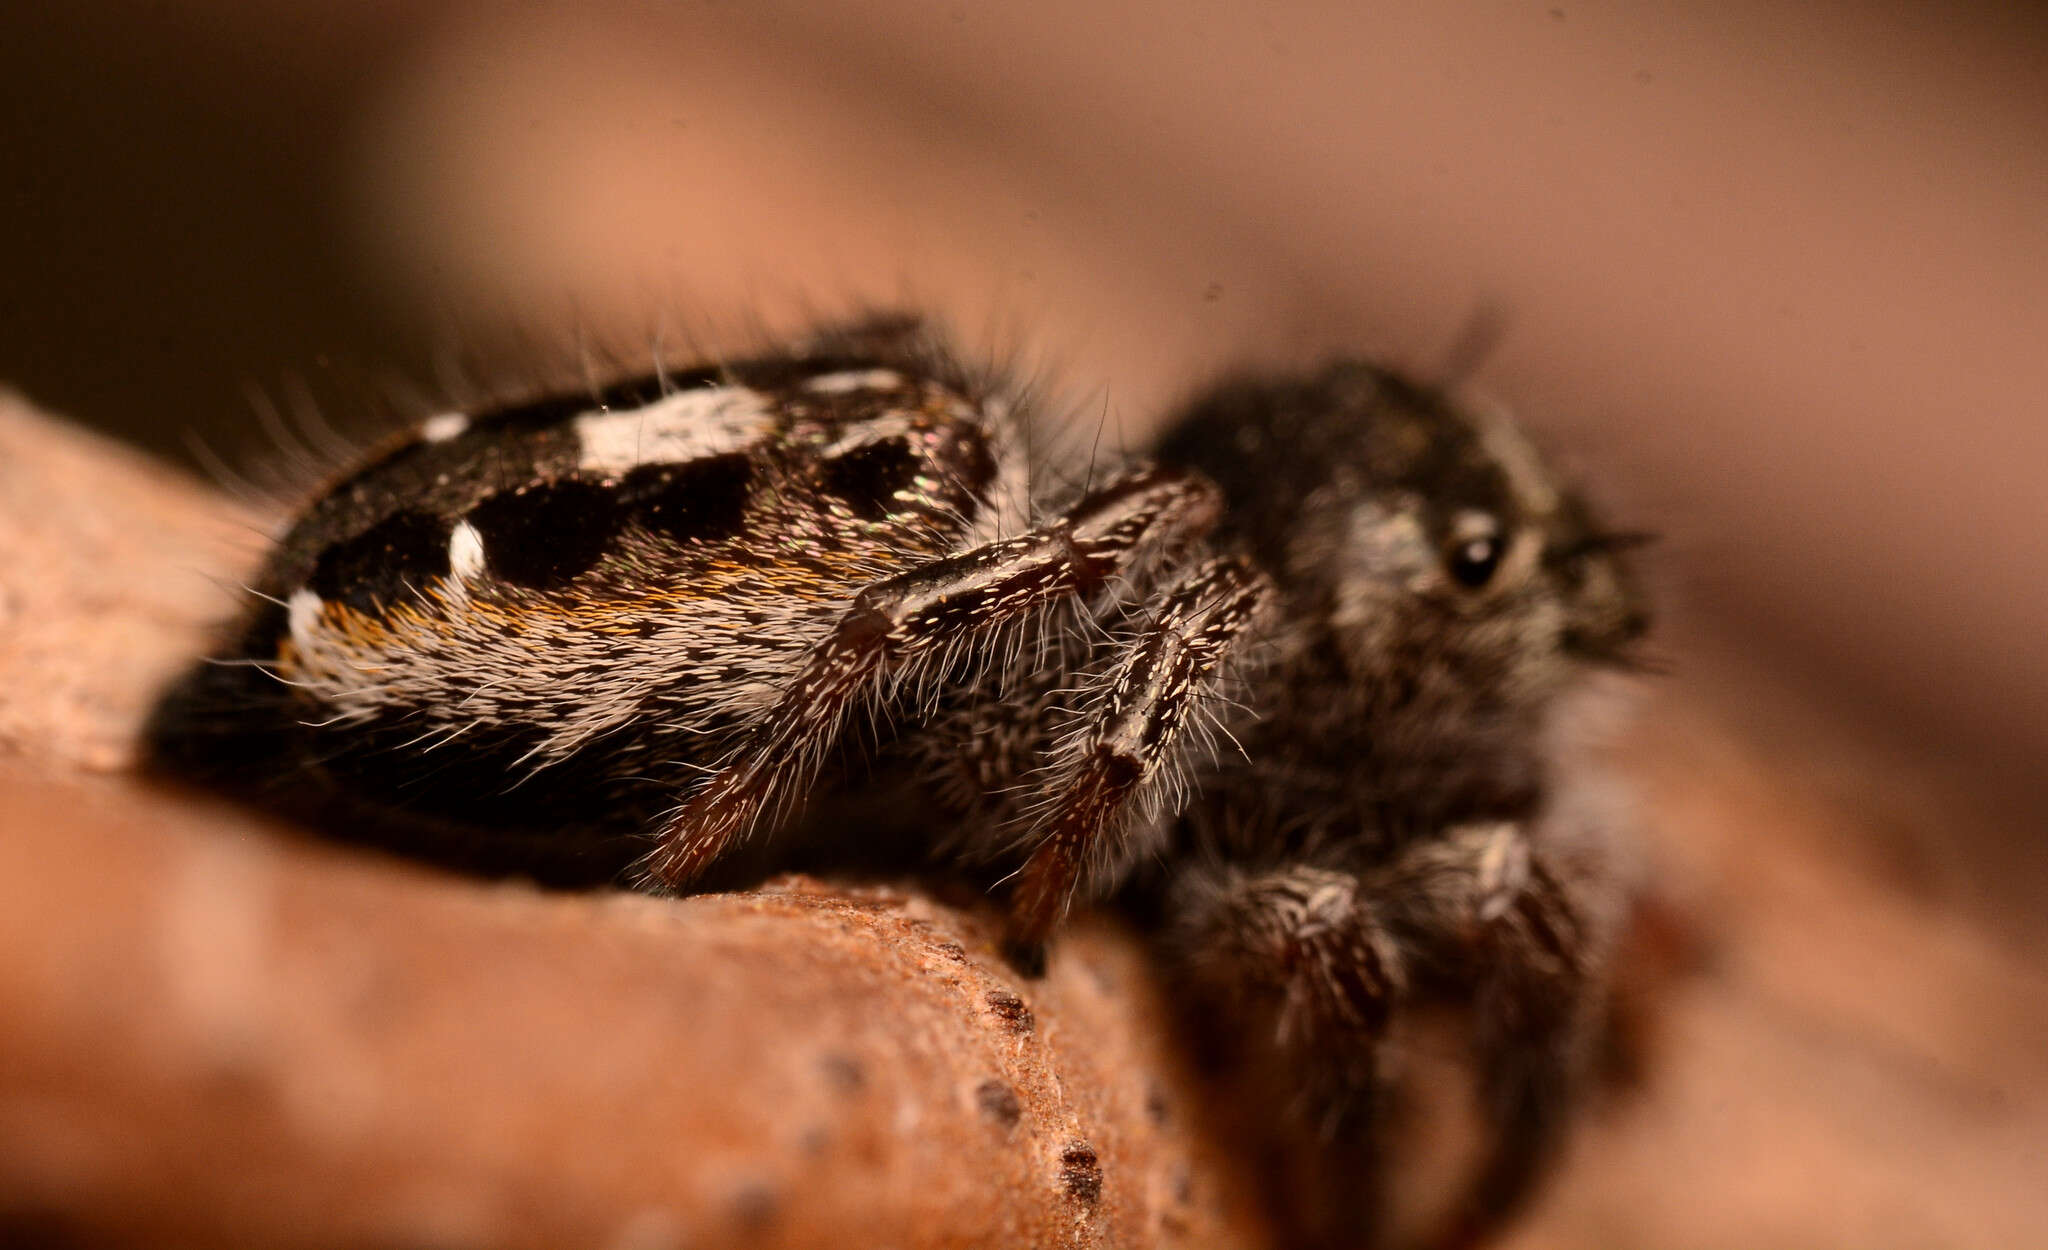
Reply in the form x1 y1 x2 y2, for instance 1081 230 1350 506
420 412 470 442
820 412 917 456
574 387 774 475
805 368 904 395
448 521 486 581
287 588 324 649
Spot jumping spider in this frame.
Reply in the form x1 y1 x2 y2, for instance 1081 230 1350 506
150 314 1653 1247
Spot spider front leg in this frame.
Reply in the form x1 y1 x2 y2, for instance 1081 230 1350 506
1162 864 1410 1248
640 465 1222 890
1379 822 1610 1250
1160 826 1612 1249
1002 555 1272 970
1167 863 1407 1088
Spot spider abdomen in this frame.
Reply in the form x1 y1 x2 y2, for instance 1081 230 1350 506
151 331 1021 872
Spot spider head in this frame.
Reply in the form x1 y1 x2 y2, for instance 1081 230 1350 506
1156 362 1652 724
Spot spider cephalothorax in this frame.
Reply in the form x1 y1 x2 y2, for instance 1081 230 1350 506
149 315 1652 1248
1144 362 1652 1247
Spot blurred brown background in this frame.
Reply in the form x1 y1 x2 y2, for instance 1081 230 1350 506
3 2 2045 1242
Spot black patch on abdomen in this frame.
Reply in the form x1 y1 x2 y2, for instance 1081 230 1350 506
926 422 997 529
308 509 451 612
945 423 999 499
466 479 622 589
622 454 754 545
821 437 920 520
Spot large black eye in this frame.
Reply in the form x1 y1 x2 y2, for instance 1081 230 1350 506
1444 510 1505 588
1447 534 1503 588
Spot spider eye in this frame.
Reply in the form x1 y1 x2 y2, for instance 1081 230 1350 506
1447 535 1502 588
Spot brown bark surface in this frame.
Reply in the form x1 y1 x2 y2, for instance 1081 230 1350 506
4 394 2046 1248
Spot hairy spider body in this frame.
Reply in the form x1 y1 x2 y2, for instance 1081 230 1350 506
149 315 1652 1248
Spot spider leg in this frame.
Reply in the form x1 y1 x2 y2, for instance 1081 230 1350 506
1002 555 1272 969
1162 864 1408 1248
1378 823 1607 1250
1161 827 1614 1248
1170 863 1405 1077
640 464 1222 890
